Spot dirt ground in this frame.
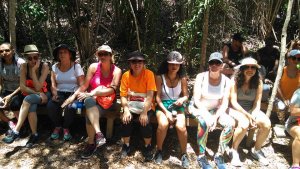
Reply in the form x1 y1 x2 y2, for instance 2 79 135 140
0 114 293 169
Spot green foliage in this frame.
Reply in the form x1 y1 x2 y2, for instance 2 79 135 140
19 0 47 24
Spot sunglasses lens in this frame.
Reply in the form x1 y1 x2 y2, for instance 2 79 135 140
0 49 10 53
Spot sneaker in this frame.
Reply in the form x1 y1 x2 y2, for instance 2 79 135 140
51 127 61 140
181 153 190 169
250 148 269 166
230 149 242 167
120 144 131 159
197 156 212 169
63 129 72 141
143 144 153 162
2 131 19 144
26 134 39 148
8 120 17 130
214 154 227 169
95 132 106 147
154 150 163 164
289 166 300 169
81 144 97 159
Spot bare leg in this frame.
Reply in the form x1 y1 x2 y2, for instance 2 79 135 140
15 101 31 132
230 109 250 150
86 106 101 133
86 123 96 144
175 113 187 153
156 110 169 150
289 126 300 167
254 112 271 150
28 112 37 134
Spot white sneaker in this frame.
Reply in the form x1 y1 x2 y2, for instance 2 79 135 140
230 149 242 167
250 147 269 166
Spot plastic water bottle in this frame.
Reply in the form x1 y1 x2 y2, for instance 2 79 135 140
71 100 84 115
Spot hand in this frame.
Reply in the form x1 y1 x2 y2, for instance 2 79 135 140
139 112 148 127
2 95 12 107
246 114 257 128
32 60 40 71
209 115 218 132
39 92 48 104
52 95 60 102
122 110 132 125
61 95 75 108
174 98 184 106
166 111 175 124
284 99 290 107
77 92 92 101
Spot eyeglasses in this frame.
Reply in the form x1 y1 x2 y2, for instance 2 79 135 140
243 65 257 70
208 60 222 66
291 57 300 61
130 60 144 64
0 49 11 53
97 52 110 57
27 55 39 61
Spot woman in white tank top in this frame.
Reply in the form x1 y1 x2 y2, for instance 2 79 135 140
154 51 189 168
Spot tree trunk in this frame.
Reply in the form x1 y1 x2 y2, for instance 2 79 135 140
128 0 141 51
266 0 294 117
8 0 16 48
200 0 210 72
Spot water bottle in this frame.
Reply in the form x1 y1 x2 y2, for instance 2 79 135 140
71 100 84 115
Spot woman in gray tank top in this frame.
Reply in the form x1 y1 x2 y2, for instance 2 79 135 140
229 57 271 167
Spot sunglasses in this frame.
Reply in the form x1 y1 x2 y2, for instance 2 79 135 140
0 49 11 53
208 60 222 66
130 60 144 64
97 52 110 57
291 57 300 61
243 65 257 70
27 55 39 61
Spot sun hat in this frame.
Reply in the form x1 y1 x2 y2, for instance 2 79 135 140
232 33 245 42
53 44 76 61
208 52 223 63
127 51 145 61
96 45 112 54
289 49 300 57
167 51 183 64
235 57 261 69
22 44 40 55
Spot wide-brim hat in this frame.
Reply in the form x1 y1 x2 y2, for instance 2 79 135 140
167 51 184 64
96 45 112 55
127 51 145 61
208 52 223 63
53 44 76 61
234 57 261 69
22 44 40 55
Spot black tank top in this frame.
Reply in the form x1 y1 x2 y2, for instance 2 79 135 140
226 43 243 66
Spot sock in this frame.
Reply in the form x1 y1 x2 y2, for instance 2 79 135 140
33 133 38 136
13 130 19 135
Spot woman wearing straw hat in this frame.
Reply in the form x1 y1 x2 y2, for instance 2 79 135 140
190 52 235 169
62 45 121 158
154 51 189 168
47 44 84 141
229 57 271 166
2 44 50 148
0 42 25 130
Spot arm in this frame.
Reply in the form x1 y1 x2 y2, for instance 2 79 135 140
249 80 263 113
241 44 249 56
50 71 58 97
193 73 203 109
20 63 39 94
222 45 236 67
174 77 189 106
31 62 50 91
155 75 169 114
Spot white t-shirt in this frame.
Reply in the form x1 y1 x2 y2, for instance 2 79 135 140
52 63 84 92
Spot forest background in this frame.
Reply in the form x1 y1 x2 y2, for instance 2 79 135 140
0 0 299 75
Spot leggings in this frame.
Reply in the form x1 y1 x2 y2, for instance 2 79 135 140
47 91 76 129
194 109 234 155
121 110 153 139
24 92 51 112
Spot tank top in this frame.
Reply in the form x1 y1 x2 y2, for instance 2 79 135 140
160 74 182 100
237 88 257 112
280 67 299 100
89 63 115 91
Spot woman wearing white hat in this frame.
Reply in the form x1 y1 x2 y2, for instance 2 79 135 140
229 57 271 166
2 44 50 148
154 51 189 168
62 45 121 158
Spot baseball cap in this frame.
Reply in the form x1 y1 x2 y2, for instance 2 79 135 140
167 51 183 64
208 52 223 63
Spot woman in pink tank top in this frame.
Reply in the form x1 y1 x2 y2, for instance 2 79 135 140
62 45 122 158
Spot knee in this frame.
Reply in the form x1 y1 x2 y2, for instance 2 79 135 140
260 120 271 130
176 124 187 133
22 100 30 106
238 118 250 130
158 120 169 131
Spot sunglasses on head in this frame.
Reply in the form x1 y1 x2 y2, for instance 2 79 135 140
242 65 257 70
291 57 300 61
0 49 11 53
130 60 144 64
208 60 222 66
27 55 39 61
97 52 110 57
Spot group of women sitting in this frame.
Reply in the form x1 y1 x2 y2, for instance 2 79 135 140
0 42 299 169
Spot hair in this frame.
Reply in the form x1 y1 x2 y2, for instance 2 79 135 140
156 60 186 78
234 65 260 89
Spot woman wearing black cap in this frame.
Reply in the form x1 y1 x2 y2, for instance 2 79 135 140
46 44 84 141
119 51 156 161
2 44 50 148
154 51 189 168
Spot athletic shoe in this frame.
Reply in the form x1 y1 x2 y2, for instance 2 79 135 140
250 147 269 166
2 131 19 144
154 150 163 164
81 144 97 159
214 154 227 169
230 149 242 167
197 156 212 169
63 128 72 141
26 134 39 148
120 144 131 159
95 132 106 147
143 144 153 162
181 153 190 168
50 127 61 140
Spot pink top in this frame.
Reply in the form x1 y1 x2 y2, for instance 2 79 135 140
89 63 115 91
